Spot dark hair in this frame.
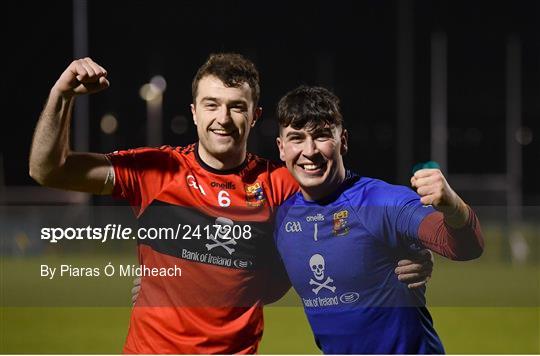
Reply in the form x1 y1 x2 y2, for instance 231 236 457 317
192 53 260 106
276 86 343 132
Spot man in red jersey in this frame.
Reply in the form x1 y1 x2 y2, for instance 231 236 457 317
30 54 433 354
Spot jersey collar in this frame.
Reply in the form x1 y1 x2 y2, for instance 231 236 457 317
297 170 360 205
194 142 249 175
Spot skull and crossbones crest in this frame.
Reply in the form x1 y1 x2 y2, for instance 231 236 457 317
205 217 237 255
309 254 336 294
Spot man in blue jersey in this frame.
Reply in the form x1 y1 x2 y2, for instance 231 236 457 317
273 86 484 354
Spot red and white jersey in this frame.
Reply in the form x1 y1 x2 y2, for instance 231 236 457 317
107 143 298 354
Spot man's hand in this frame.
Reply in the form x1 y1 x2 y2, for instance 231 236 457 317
395 249 434 289
131 277 141 305
411 168 468 227
53 57 109 98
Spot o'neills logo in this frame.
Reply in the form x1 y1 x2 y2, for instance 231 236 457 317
211 181 236 189
306 213 325 222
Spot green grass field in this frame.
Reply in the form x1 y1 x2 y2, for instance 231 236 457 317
1 306 538 353
1 227 539 354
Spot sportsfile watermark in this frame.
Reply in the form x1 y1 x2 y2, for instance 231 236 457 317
1 205 539 307
41 221 253 244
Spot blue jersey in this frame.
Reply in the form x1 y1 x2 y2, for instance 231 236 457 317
274 173 444 354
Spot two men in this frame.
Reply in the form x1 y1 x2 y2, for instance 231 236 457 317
30 54 433 353
273 86 484 353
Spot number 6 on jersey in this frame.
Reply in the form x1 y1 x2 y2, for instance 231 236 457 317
218 190 231 207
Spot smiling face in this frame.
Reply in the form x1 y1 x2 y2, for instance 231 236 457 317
277 124 348 201
191 75 261 169
275 85 348 201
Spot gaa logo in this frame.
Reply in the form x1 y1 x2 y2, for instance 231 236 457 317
285 221 303 233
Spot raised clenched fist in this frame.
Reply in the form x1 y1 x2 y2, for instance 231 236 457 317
53 57 109 98
410 168 465 217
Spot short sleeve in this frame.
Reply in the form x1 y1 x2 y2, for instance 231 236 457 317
106 146 180 215
386 185 436 245
349 179 435 248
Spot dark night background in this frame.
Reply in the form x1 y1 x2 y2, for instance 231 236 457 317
3 0 539 205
